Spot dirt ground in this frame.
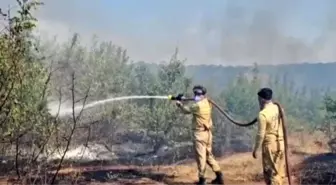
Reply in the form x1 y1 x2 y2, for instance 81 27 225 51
1 132 333 185
44 132 328 185
50 164 265 185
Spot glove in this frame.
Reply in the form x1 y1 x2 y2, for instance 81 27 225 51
176 101 183 107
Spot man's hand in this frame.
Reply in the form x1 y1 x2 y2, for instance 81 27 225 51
252 150 258 159
176 101 183 107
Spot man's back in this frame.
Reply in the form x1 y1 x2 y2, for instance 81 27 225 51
259 102 284 142
191 98 212 131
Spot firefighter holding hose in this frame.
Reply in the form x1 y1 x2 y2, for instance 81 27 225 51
175 85 224 185
253 88 286 185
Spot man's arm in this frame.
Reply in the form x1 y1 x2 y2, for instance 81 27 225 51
253 113 267 153
177 102 199 114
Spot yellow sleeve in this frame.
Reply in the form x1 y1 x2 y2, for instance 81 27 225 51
180 103 199 114
253 113 267 152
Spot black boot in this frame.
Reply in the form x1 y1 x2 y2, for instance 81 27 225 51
211 171 224 184
196 176 206 185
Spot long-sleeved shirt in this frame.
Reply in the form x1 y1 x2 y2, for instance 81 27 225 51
253 102 284 152
179 98 213 131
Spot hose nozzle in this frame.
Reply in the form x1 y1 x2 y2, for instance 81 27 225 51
168 94 194 101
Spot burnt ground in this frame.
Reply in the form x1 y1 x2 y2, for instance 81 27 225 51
74 168 264 185
53 152 336 185
53 165 262 185
0 153 336 185
296 153 336 185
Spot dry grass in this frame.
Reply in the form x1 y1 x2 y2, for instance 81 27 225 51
71 131 330 184
158 153 263 183
50 131 331 184
288 131 329 155
158 131 331 184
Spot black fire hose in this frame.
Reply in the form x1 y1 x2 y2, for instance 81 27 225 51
207 99 257 127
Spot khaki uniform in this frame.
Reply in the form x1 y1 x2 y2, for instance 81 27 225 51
254 102 286 185
180 98 221 178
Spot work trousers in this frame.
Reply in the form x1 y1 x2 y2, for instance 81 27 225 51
262 140 286 185
193 130 221 178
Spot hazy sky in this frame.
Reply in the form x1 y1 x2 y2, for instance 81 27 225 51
1 0 336 65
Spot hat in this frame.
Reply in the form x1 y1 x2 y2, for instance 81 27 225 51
257 88 273 100
193 85 207 95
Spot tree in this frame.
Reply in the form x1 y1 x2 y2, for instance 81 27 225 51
135 49 192 154
214 64 261 153
0 0 61 179
321 95 336 139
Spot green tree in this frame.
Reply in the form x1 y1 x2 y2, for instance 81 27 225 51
135 49 192 152
0 0 48 141
0 0 60 179
321 94 336 139
213 64 261 153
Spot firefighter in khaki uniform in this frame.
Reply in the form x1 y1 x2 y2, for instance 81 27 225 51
176 85 224 185
253 88 286 185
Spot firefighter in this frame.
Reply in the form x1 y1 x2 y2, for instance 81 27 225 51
176 85 224 185
253 88 286 185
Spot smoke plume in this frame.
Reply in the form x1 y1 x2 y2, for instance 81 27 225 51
1 0 336 65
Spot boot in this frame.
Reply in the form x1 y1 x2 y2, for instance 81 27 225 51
211 171 224 184
196 176 206 185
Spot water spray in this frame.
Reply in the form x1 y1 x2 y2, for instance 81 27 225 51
48 95 169 117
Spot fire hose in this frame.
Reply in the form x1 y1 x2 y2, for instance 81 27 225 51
168 94 292 185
